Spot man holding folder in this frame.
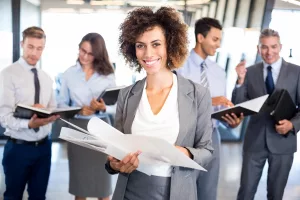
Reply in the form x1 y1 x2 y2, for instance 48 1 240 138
0 27 59 199
178 17 243 200
233 28 300 200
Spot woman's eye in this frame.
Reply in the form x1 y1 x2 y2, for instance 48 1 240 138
136 44 144 49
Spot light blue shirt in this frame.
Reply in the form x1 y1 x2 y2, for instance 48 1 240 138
177 49 226 126
0 57 56 141
263 57 282 84
177 49 226 98
58 62 116 115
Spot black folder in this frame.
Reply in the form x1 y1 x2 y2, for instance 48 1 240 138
97 86 126 105
211 106 257 122
13 104 81 119
260 89 297 123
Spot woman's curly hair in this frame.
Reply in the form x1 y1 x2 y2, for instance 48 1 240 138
119 7 189 72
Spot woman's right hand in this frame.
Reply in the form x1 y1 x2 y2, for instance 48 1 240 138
108 151 141 173
79 106 95 116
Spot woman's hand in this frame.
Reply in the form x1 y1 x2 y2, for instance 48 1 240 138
79 106 95 116
108 151 141 173
175 146 192 158
90 98 106 112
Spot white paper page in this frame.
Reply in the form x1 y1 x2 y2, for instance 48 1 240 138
212 94 269 115
59 118 91 135
87 117 206 171
60 127 107 148
236 94 269 112
60 130 106 153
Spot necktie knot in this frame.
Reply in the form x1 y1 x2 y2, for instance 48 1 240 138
201 61 206 69
31 68 37 74
267 66 272 71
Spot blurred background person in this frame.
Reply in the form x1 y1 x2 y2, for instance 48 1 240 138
0 26 59 200
58 32 115 200
178 17 243 200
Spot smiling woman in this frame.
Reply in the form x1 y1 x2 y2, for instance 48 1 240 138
105 6 214 200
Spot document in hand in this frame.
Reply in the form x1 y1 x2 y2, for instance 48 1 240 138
59 117 206 175
13 104 81 119
211 95 269 122
97 86 126 105
260 89 297 123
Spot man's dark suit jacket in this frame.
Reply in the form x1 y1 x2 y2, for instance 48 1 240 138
232 59 300 154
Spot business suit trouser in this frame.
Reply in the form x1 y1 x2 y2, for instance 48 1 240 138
2 138 52 200
237 149 293 200
197 128 220 200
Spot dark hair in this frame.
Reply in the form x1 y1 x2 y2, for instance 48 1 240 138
22 26 46 41
194 17 222 42
119 7 188 72
79 33 114 75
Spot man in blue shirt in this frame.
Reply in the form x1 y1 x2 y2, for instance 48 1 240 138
178 18 243 200
0 27 59 200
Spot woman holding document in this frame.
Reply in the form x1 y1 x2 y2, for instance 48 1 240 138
58 33 115 200
105 7 213 200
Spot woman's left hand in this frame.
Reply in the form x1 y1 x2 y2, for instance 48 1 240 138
175 146 192 158
90 98 106 112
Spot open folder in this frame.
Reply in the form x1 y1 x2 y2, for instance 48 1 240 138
59 117 206 176
211 95 269 122
13 104 81 119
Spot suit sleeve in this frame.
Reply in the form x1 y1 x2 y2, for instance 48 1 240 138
290 69 300 133
231 73 250 104
185 87 214 167
105 89 125 175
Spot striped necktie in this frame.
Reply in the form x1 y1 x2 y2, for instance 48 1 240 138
200 61 209 88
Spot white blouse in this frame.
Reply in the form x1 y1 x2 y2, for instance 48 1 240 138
131 74 180 177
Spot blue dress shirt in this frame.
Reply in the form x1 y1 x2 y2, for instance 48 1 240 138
58 62 116 116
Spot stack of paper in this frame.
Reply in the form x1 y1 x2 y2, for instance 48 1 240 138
59 117 206 175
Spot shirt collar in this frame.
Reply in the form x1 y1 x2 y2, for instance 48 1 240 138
263 57 282 71
18 57 37 72
190 49 207 68
75 61 83 72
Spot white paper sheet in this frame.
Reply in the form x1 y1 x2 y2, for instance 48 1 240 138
87 117 206 172
59 117 207 175
236 94 269 112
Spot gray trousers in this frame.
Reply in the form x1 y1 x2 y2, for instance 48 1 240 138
197 128 220 200
237 149 294 200
124 170 171 200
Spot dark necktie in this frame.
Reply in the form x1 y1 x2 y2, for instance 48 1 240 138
265 66 275 95
31 68 40 132
31 68 40 104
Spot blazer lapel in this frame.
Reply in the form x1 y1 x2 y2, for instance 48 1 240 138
123 79 145 135
275 59 288 88
175 74 194 146
256 63 267 94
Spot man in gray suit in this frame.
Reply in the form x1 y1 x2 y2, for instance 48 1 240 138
232 28 300 200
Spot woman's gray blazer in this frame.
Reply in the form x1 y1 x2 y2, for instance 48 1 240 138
109 73 214 200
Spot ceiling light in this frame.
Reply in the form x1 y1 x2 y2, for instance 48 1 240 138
281 0 300 6
90 0 125 6
66 0 85 5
